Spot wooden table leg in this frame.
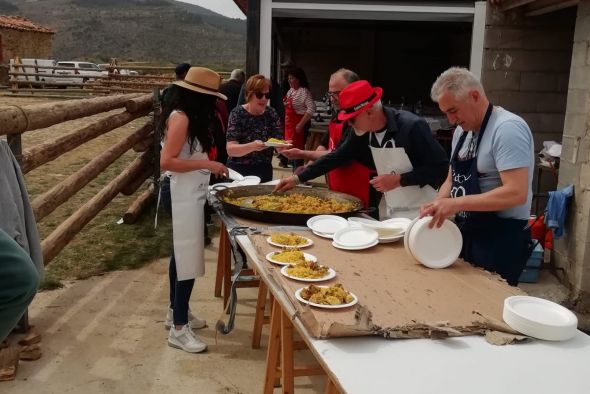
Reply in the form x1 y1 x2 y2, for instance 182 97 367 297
263 299 282 394
222 227 232 309
252 281 268 349
281 309 295 394
324 378 339 394
214 223 226 298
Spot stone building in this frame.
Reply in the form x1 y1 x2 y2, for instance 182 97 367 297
0 15 54 64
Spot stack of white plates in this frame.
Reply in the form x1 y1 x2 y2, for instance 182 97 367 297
332 227 379 250
347 217 410 243
404 216 462 269
307 215 349 239
209 175 261 193
503 296 578 341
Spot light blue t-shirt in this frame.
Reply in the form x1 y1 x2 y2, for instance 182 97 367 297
452 107 534 220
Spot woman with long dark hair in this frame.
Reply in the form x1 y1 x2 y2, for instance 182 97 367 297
159 67 228 353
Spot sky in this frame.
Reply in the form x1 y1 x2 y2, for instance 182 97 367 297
175 0 246 20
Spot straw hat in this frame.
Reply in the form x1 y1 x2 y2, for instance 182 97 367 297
173 67 227 100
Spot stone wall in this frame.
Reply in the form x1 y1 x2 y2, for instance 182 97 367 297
482 5 576 151
0 28 53 63
555 0 590 313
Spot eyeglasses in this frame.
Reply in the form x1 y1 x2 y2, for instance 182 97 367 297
327 91 341 99
254 92 271 99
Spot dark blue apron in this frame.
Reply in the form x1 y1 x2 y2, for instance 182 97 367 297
452 103 532 286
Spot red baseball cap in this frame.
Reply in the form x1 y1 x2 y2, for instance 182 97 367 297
337 80 383 121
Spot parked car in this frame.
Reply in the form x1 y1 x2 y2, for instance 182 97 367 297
97 64 138 76
9 58 57 86
53 61 103 85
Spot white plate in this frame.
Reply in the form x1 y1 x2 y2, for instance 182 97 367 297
265 251 317 266
266 236 313 249
378 233 405 244
295 287 358 309
332 239 379 251
503 296 578 341
404 217 421 259
280 265 336 282
307 215 349 235
264 141 293 147
234 175 261 186
333 227 378 248
227 168 245 181
312 230 334 239
408 217 462 269
262 179 281 186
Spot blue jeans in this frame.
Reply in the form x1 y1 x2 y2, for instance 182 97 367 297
161 176 194 325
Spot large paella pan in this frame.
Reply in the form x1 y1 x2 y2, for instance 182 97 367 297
213 185 363 225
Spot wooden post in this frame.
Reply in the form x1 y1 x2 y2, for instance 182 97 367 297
132 133 154 153
123 183 155 224
41 152 150 264
264 299 282 394
31 124 152 221
0 93 142 135
152 88 161 188
20 111 151 174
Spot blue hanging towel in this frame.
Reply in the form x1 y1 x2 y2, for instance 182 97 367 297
544 184 574 238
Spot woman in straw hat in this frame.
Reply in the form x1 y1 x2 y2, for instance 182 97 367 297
159 67 228 353
226 74 284 182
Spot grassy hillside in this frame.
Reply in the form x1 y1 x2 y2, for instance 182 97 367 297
3 0 246 68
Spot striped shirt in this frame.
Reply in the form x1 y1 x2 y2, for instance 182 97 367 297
285 87 316 116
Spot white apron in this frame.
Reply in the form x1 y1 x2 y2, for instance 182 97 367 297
370 145 437 220
170 169 210 280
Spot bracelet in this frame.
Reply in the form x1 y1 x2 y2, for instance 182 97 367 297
293 175 300 185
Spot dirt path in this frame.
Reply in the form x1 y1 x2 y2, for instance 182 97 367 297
2 235 325 393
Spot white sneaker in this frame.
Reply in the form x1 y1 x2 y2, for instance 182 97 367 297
164 308 207 329
167 324 208 353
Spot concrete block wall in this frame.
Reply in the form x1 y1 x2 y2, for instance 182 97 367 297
0 29 53 63
555 0 590 313
482 6 576 152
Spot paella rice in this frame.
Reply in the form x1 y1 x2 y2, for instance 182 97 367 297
270 233 308 246
300 284 354 305
224 193 357 214
271 249 308 264
285 261 329 279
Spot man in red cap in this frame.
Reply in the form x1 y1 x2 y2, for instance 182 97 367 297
274 80 448 219
280 68 373 211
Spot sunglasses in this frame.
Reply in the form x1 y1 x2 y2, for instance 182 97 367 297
254 92 271 99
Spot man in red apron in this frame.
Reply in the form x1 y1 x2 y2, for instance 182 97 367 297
275 80 448 220
282 69 372 209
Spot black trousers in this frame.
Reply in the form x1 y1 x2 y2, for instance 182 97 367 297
456 214 533 286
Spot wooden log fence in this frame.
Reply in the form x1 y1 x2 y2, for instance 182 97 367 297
31 122 153 221
0 93 142 135
20 109 151 174
0 91 161 267
41 151 152 264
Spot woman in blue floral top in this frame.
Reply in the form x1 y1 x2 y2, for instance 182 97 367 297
226 74 283 182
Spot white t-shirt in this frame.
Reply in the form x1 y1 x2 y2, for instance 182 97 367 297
452 107 534 220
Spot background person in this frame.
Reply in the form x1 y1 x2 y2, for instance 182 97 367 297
220 68 246 113
283 67 316 169
281 68 372 209
160 67 228 353
275 80 448 219
421 67 534 286
226 74 283 183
